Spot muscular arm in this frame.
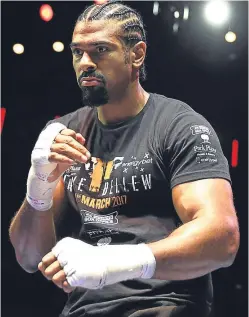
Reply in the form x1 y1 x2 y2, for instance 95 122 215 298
9 177 66 273
148 178 240 280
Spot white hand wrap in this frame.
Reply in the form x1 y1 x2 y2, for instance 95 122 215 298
52 237 156 289
26 122 67 211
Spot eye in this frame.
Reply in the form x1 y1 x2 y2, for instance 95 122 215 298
96 46 108 53
72 48 83 57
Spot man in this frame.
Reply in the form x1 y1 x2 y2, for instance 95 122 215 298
9 1 239 317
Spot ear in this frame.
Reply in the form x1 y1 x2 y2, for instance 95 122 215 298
131 41 146 71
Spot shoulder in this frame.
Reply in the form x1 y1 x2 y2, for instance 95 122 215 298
150 93 198 121
46 106 95 132
149 93 208 131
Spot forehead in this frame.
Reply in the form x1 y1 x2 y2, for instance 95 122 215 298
72 20 121 45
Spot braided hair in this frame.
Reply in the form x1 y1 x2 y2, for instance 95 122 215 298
76 1 147 81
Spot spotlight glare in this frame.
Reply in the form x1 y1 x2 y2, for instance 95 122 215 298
183 6 189 20
53 41 64 52
13 43 24 54
40 4 53 22
174 11 180 19
225 31 236 43
204 1 230 26
153 2 159 16
173 22 179 33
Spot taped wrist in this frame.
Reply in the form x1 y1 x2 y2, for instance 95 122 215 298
100 243 156 286
26 122 67 211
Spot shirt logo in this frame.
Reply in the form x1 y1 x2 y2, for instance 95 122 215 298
81 210 119 225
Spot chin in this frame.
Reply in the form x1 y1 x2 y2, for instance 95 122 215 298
81 86 109 107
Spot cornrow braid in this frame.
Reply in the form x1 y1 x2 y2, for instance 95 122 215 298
76 1 147 81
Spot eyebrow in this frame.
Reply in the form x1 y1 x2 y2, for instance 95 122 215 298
69 41 115 48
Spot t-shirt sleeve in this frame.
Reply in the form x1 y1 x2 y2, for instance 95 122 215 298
43 112 77 130
163 110 231 188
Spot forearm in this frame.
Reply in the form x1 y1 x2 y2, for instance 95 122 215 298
148 216 239 280
9 199 56 273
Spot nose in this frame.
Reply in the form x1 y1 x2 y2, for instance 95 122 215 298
79 52 97 73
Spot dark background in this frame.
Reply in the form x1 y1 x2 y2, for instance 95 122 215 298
2 1 248 316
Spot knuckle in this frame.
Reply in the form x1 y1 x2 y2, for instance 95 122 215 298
48 152 57 161
52 275 59 283
66 136 75 145
59 144 68 153
62 129 76 138
42 255 49 263
44 268 52 277
69 131 77 138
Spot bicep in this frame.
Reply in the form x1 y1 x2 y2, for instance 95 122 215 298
172 178 237 224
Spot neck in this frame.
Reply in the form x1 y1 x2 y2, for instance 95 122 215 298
97 81 150 125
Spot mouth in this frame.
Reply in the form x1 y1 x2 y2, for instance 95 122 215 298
80 77 103 87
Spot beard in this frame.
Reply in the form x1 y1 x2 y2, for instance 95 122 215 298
81 85 109 108
78 71 109 108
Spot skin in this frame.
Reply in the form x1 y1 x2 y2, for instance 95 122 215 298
9 129 89 293
71 20 149 124
10 19 240 294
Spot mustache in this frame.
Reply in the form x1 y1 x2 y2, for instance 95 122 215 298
78 71 106 86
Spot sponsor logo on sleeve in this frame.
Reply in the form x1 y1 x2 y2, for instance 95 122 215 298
190 125 211 136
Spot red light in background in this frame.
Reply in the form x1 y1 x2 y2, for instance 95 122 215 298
94 0 108 4
39 4 53 22
1 108 6 134
231 139 239 168
54 115 60 119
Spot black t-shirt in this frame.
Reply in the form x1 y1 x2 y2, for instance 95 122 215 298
49 94 230 317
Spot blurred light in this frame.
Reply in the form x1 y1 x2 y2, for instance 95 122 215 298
231 139 239 168
225 31 236 43
94 0 108 4
174 11 180 19
235 284 242 290
173 22 179 33
183 6 189 20
13 43 24 54
1 108 6 135
204 1 230 26
228 53 237 61
39 4 53 22
153 2 159 16
53 41 64 52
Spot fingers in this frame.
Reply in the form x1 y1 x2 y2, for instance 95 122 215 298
38 260 61 280
38 252 58 279
52 269 67 288
62 280 75 293
50 143 89 164
41 252 57 267
38 256 75 293
60 129 85 143
52 271 75 292
49 129 91 164
75 133 85 144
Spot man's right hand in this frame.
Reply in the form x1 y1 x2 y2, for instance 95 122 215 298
47 128 91 182
27 123 91 211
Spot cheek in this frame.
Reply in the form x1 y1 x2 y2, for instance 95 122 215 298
73 66 80 80
73 59 79 73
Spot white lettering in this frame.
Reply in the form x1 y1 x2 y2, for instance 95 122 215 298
141 174 152 190
109 179 114 195
114 178 120 194
101 182 109 196
78 178 86 191
131 175 139 191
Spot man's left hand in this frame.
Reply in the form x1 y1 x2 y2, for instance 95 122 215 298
38 252 75 293
39 237 156 291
